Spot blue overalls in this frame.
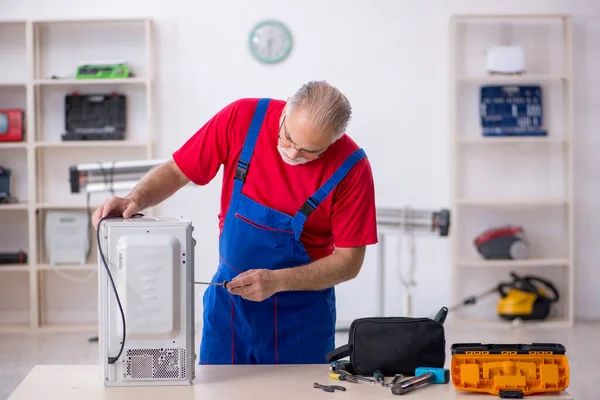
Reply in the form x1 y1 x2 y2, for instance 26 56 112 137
199 98 367 365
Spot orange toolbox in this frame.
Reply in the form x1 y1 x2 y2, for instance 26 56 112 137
450 343 569 398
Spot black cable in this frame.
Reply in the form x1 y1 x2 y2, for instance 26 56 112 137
86 161 116 263
97 161 116 196
85 191 93 262
109 161 115 195
97 212 144 364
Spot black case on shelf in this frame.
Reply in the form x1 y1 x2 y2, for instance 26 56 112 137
62 93 126 141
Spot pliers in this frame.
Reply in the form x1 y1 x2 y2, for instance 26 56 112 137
314 382 346 392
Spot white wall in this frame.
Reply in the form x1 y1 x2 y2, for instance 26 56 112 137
4 0 600 324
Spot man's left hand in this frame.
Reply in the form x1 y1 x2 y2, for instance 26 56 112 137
227 269 282 302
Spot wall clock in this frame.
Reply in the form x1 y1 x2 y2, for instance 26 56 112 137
248 20 293 64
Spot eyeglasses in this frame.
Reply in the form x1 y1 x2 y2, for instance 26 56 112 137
277 114 330 159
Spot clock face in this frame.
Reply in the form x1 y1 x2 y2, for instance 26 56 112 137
249 20 293 64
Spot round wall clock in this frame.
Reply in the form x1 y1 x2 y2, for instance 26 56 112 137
248 20 293 64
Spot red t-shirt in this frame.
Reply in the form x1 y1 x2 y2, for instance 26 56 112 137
172 98 378 261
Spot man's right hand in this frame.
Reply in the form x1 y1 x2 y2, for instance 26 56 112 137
92 196 141 229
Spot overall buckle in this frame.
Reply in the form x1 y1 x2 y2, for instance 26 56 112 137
235 160 249 182
300 197 317 217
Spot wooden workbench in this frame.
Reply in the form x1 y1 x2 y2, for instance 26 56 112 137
8 364 574 399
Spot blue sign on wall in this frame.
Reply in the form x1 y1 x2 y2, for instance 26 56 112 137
479 85 547 137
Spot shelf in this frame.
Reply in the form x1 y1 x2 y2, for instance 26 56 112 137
457 137 567 145
450 15 574 328
36 141 148 148
456 74 567 83
35 77 147 86
0 265 30 272
37 264 96 271
0 16 155 332
0 143 27 149
457 258 569 268
457 197 568 207
0 202 29 211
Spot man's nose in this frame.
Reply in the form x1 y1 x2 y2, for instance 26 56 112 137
288 147 302 159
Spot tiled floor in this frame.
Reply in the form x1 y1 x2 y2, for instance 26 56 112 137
2 322 596 399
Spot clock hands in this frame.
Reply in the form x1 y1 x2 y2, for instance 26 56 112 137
267 37 273 57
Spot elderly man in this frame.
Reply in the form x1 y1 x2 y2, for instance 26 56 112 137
92 80 378 365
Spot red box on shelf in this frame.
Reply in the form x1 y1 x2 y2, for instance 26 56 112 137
0 109 24 142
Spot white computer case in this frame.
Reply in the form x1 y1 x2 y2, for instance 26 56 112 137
98 216 196 386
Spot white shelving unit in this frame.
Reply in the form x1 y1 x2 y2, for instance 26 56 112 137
449 14 574 328
0 18 154 332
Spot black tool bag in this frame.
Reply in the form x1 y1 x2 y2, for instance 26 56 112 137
326 309 447 376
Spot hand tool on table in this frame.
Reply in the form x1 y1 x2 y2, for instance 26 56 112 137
314 382 346 392
329 371 358 383
386 374 405 387
330 363 376 385
373 369 385 387
391 367 449 395
194 280 229 288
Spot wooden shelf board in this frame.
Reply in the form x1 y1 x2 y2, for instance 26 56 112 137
0 143 27 149
0 324 32 332
35 77 147 86
457 137 567 144
458 258 569 268
453 14 569 19
35 140 147 148
0 265 30 272
0 82 26 87
0 202 29 211
36 203 100 210
37 264 96 271
0 20 27 25
37 323 98 333
33 17 149 24
457 74 566 83
447 317 571 329
457 197 568 206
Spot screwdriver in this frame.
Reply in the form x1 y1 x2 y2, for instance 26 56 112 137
194 280 229 288
374 369 385 386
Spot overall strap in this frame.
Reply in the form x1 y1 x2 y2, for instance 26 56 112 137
293 148 367 240
233 98 271 193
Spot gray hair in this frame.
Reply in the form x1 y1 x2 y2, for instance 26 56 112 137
286 80 352 141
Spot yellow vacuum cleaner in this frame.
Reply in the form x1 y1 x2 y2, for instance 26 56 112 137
449 272 560 321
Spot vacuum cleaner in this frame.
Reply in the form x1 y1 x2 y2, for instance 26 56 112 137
449 271 560 321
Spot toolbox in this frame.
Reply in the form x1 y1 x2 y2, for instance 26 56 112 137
61 93 126 141
450 343 569 398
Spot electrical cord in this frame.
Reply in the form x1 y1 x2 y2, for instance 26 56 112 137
85 191 93 262
85 162 116 263
97 212 144 364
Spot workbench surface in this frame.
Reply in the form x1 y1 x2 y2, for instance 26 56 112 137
9 364 574 400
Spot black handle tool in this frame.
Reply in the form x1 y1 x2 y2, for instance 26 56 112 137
195 280 229 288
314 383 346 392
